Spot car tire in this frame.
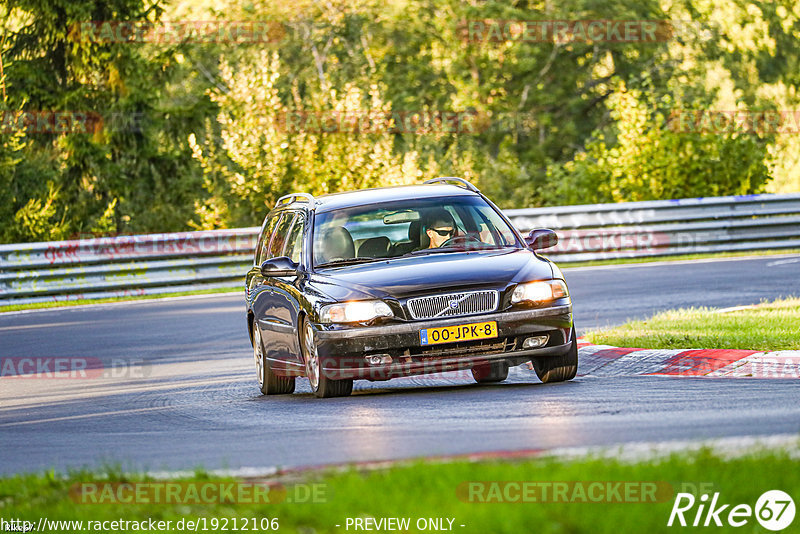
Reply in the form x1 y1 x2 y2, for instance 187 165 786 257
471 361 509 383
253 324 296 395
531 327 578 383
301 318 353 398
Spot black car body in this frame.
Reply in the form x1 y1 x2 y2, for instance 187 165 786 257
245 178 576 397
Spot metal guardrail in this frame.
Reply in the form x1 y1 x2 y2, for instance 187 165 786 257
0 229 259 305
505 192 800 263
2 193 799 305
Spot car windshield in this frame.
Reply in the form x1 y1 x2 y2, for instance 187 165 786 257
313 196 521 267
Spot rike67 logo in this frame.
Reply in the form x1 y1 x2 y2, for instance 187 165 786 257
668 490 795 531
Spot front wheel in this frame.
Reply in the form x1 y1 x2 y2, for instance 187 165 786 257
531 327 578 383
253 324 295 395
302 319 353 398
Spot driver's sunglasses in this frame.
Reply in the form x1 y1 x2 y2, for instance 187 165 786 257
431 227 454 237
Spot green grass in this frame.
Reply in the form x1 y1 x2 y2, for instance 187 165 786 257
559 249 800 268
0 287 239 313
585 297 800 351
1 448 798 533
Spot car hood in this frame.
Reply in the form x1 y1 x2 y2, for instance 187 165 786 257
308 248 555 301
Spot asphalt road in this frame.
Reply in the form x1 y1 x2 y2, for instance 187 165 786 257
1 255 799 475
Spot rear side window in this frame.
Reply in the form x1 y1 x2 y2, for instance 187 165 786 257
284 216 305 263
256 214 280 264
268 213 296 259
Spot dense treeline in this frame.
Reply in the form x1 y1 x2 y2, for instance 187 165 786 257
1 0 798 242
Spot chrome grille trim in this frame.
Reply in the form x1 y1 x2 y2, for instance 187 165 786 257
406 290 499 320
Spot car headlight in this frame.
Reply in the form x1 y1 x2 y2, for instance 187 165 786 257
511 280 569 304
319 300 394 323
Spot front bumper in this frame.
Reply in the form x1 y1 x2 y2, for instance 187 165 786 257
313 303 573 380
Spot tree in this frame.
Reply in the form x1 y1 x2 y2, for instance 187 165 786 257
545 84 771 204
188 50 424 228
0 0 206 241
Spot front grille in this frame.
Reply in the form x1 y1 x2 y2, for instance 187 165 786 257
407 290 499 320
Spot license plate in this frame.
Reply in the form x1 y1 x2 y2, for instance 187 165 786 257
419 321 498 345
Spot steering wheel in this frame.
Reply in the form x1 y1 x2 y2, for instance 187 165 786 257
440 233 485 248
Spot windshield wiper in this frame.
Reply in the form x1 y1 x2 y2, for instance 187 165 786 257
405 248 465 256
314 257 382 268
404 244 513 257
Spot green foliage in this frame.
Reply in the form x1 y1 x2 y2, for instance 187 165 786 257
188 50 424 228
0 0 799 241
545 85 771 204
10 182 64 242
0 0 204 241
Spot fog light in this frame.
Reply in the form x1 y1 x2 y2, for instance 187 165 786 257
365 354 392 365
522 335 549 349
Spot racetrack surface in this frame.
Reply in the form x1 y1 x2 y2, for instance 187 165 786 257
1 255 799 475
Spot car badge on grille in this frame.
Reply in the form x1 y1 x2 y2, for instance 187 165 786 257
407 290 498 320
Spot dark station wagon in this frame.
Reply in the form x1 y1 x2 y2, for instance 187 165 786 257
245 177 576 397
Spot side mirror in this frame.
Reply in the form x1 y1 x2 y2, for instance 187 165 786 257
525 229 558 250
261 256 299 277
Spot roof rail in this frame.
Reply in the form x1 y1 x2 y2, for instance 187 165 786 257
275 193 315 208
423 177 480 193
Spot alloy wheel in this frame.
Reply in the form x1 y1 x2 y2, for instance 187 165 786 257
304 321 320 391
253 326 264 388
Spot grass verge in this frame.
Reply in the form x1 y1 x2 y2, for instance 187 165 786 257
584 297 800 351
0 287 239 313
1 448 797 533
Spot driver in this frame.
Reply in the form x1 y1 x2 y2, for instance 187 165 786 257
422 208 456 249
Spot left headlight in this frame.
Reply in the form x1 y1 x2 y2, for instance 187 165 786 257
319 300 394 323
511 279 569 304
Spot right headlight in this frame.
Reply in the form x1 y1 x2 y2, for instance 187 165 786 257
319 300 394 323
511 279 569 304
